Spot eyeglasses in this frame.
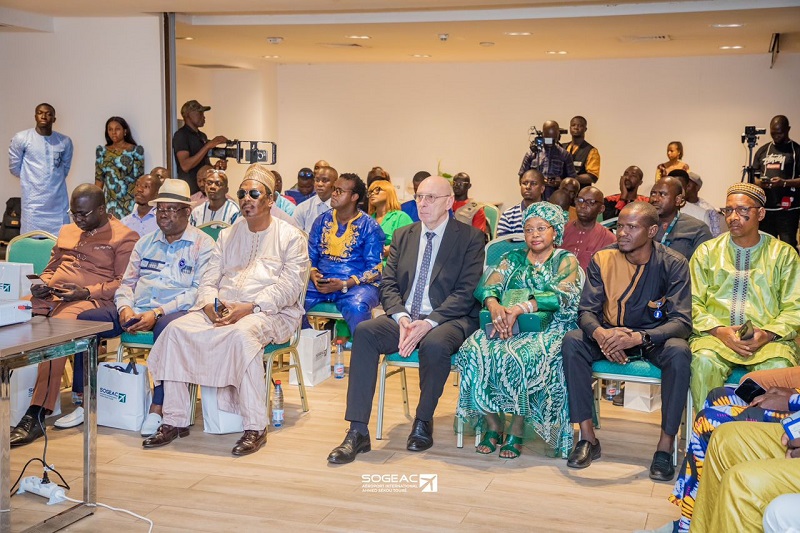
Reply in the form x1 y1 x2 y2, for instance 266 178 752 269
156 205 188 214
414 194 450 204
237 189 264 200
333 187 354 196
69 208 95 219
575 198 600 206
524 225 553 234
722 206 760 217
299 171 313 179
368 187 384 196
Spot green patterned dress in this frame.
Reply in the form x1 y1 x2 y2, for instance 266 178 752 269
455 248 584 457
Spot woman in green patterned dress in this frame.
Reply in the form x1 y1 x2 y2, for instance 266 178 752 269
95 116 145 219
455 202 584 458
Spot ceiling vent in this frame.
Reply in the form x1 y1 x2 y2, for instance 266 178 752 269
185 64 242 69
619 35 673 43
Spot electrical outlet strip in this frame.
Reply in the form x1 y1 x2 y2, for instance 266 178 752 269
17 476 67 505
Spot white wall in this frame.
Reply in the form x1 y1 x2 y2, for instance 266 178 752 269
176 64 279 188
0 16 165 213
276 54 800 209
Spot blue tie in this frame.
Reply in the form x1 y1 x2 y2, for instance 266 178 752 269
410 231 436 320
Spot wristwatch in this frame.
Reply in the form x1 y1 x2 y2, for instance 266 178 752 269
253 304 262 314
153 309 164 321
640 331 655 352
341 281 348 294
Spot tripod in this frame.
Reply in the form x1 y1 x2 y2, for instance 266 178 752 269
741 134 760 183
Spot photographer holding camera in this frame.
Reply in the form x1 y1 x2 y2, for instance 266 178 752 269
519 120 576 200
173 100 228 195
752 115 800 248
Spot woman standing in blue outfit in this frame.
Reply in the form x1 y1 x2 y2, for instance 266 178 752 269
95 116 145 219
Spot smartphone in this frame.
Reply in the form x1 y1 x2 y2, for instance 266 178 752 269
122 317 141 328
737 319 755 341
735 378 767 403
25 274 46 286
484 321 520 338
782 411 800 441
317 278 331 284
214 298 229 317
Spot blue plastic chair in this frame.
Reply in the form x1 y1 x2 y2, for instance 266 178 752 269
197 221 230 241
484 233 526 269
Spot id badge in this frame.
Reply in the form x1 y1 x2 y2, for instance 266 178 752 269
782 197 792 210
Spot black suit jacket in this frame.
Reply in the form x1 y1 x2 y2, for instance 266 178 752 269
381 218 484 329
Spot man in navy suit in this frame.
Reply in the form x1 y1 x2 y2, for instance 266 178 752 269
328 175 485 463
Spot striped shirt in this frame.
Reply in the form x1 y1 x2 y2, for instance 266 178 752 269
497 202 527 236
190 198 240 226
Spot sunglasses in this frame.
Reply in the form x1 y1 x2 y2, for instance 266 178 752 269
298 171 314 179
237 189 264 200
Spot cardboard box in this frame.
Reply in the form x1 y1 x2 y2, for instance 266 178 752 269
624 382 662 413
289 329 331 387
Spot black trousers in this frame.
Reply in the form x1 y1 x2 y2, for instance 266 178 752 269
761 209 800 249
345 315 469 425
562 329 691 436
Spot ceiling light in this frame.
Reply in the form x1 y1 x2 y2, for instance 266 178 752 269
546 50 568 55
266 37 284 44
262 55 280 59
720 45 744 50
504 32 531 36
176 37 194 41
711 23 744 28
479 42 495 47
346 35 370 39
411 54 431 58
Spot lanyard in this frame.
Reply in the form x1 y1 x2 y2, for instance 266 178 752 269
660 211 680 246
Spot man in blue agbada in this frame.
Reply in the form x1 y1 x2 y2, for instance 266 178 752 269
9 103 74 235
304 172 385 333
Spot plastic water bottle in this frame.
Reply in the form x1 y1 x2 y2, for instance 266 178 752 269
606 380 618 401
272 380 284 427
334 339 345 379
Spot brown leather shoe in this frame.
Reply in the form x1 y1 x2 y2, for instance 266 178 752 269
142 424 189 449
231 429 267 456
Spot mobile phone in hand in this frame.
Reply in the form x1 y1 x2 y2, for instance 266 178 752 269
735 378 766 403
782 411 800 441
25 274 46 286
122 317 141 328
737 319 755 340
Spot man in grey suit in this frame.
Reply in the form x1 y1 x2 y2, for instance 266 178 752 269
327 175 485 464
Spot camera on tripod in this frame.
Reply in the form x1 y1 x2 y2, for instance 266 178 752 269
209 140 277 165
741 126 766 146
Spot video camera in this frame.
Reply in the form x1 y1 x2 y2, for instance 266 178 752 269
741 126 766 147
209 140 277 165
528 126 567 153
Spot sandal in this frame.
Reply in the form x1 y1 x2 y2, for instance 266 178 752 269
476 430 504 454
499 434 523 459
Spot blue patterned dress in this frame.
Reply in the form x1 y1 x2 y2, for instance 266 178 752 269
455 248 584 457
95 144 145 219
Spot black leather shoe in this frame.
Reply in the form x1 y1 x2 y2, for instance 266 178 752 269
649 451 675 481
142 424 189 449
328 429 371 464
10 414 45 447
232 429 267 456
406 418 434 452
566 439 601 469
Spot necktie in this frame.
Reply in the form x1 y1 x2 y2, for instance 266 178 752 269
410 231 435 320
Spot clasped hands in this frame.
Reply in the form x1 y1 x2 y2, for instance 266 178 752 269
711 325 773 359
202 301 253 327
486 300 522 340
397 316 433 357
593 327 643 364
119 306 158 332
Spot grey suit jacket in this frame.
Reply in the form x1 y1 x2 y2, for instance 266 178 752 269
380 218 484 329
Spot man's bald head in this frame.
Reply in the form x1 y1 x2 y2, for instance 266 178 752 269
620 201 659 228
657 176 684 197
72 183 104 208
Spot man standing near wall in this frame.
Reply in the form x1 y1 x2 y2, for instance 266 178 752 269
519 120 576 199
9 103 73 236
563 116 601 188
172 100 229 196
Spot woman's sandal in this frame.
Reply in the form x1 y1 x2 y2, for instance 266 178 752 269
499 434 523 459
476 430 504 454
